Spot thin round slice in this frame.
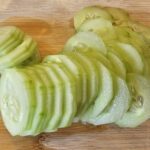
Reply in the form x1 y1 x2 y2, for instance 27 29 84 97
78 18 116 41
116 74 150 127
63 31 107 55
89 76 131 125
74 6 112 30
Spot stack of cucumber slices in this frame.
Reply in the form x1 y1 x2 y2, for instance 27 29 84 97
0 6 150 136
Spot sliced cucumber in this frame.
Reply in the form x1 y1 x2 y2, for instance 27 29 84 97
116 74 150 127
89 76 131 125
67 52 99 117
24 67 46 135
107 41 144 74
43 63 64 131
81 62 114 122
0 36 37 70
78 18 116 41
107 51 126 79
63 31 107 55
52 63 77 128
74 6 112 30
0 26 19 47
63 52 88 116
105 7 129 25
84 51 113 71
0 68 35 136
0 28 25 56
43 54 82 108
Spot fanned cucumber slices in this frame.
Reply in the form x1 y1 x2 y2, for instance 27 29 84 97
0 6 150 136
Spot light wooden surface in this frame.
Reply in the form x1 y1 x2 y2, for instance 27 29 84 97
0 0 150 150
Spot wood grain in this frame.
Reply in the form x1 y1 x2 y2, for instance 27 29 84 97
0 0 149 150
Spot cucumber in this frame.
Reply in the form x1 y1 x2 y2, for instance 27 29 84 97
107 51 126 79
52 63 77 128
84 51 113 71
63 52 88 116
0 28 25 56
63 31 107 55
0 68 35 136
107 41 144 74
43 55 78 127
81 62 114 122
0 36 37 70
0 26 19 47
78 18 116 41
24 66 47 135
68 52 99 117
89 76 131 125
105 7 129 25
43 54 82 108
116 74 150 127
74 6 112 30
43 63 64 131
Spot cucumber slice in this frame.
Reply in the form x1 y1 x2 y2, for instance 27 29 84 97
63 52 88 116
81 62 114 122
78 18 116 41
63 31 107 55
43 63 64 131
116 74 150 127
107 41 144 74
0 26 19 47
31 66 50 133
52 63 77 128
89 76 131 125
105 7 129 25
0 28 25 56
74 6 112 30
107 51 126 79
21 50 41 66
24 67 46 135
0 36 37 70
0 69 35 136
67 52 99 117
43 54 82 108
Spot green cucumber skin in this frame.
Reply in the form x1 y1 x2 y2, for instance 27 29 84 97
30 66 48 134
56 63 77 128
34 65 54 132
24 67 46 135
0 29 25 57
43 63 64 131
0 26 19 47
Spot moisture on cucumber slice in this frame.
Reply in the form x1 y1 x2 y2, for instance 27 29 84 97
89 76 131 125
0 68 35 136
78 18 116 41
81 62 114 122
74 6 112 30
63 31 107 55
107 51 126 79
116 74 150 127
107 41 144 74
105 7 129 25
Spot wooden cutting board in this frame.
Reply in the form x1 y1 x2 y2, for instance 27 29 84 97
0 0 150 149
